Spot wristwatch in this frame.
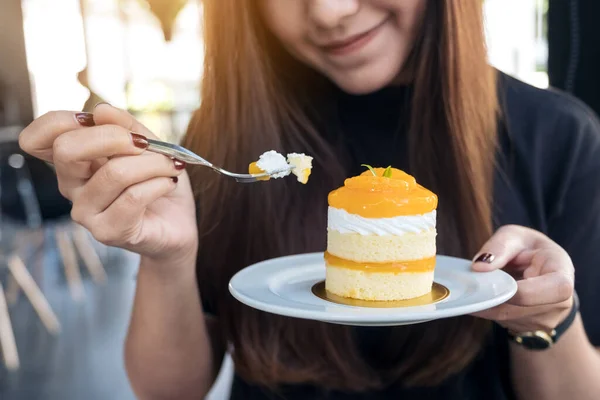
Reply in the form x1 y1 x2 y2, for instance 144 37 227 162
507 292 579 350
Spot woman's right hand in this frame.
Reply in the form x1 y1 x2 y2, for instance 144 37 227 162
19 104 199 267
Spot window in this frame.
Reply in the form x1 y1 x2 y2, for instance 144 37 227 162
22 0 202 142
21 0 550 141
484 0 549 88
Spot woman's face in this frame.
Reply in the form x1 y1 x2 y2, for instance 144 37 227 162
258 0 427 94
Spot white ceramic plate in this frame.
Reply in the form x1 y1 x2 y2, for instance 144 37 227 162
229 253 517 326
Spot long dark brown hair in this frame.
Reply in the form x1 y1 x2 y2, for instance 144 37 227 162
182 0 498 392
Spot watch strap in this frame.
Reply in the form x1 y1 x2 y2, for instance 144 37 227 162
508 291 579 349
553 291 579 342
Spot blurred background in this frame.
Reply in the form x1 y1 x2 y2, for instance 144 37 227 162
0 0 598 399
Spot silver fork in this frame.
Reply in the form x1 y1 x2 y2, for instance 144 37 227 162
146 139 292 183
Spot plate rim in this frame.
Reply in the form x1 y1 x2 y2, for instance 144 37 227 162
229 252 517 324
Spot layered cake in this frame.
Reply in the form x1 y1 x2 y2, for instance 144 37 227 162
325 166 438 301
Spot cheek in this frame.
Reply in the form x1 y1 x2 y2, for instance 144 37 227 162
373 0 427 32
259 3 323 71
258 1 306 50
402 0 427 31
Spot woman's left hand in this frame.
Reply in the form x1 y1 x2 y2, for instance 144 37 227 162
471 225 575 334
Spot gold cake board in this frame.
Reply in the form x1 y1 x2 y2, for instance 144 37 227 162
312 281 449 308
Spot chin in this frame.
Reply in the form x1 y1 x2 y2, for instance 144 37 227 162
327 63 405 95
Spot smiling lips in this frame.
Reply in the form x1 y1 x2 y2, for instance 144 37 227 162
319 18 388 56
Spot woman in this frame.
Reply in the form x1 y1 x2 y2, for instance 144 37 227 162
19 1 600 399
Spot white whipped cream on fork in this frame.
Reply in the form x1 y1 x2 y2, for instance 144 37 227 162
254 150 313 184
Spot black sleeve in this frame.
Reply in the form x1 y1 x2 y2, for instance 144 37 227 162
545 104 600 346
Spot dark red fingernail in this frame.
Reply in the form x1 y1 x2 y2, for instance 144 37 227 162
474 253 495 264
94 102 111 109
130 132 148 149
173 159 186 170
75 112 95 127
172 177 179 183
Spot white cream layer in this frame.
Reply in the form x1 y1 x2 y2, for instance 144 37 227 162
328 207 436 236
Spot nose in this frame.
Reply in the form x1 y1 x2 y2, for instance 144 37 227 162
308 0 360 29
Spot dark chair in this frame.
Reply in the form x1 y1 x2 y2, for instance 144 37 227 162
0 127 108 294
0 126 107 370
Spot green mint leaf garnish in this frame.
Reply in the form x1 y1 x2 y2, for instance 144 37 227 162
361 164 377 176
383 166 393 178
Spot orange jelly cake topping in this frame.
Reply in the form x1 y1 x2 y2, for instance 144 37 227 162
248 162 270 181
324 252 436 273
328 167 437 218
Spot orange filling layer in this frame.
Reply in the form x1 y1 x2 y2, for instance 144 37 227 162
328 168 437 218
325 252 436 273
248 162 270 181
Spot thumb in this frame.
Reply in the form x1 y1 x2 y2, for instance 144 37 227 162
471 225 539 272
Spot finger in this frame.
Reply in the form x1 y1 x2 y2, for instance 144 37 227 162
471 303 533 321
507 248 574 306
93 103 159 140
19 111 97 161
71 153 185 218
471 225 544 271
471 301 558 321
53 125 148 165
521 248 574 280
53 125 149 184
506 272 574 306
85 177 178 246
499 248 560 280
473 312 545 333
471 302 570 331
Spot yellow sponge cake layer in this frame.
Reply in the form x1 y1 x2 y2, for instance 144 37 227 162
325 266 434 301
327 229 436 263
324 253 436 301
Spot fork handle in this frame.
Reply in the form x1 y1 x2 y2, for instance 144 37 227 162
146 139 211 166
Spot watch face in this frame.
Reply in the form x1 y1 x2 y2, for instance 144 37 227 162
514 331 554 350
517 336 552 350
